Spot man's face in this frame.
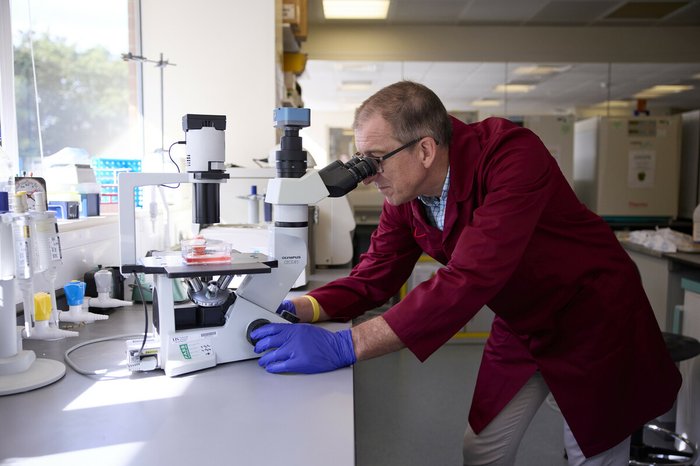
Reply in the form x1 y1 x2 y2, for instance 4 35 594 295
354 114 424 206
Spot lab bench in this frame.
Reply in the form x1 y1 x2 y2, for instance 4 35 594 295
623 241 700 454
621 240 700 332
0 268 354 466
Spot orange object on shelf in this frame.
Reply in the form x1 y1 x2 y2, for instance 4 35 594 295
283 52 307 75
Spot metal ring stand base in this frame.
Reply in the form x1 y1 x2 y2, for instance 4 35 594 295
0 357 66 396
630 424 699 466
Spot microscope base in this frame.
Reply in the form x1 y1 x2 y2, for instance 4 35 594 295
127 296 288 377
0 351 65 396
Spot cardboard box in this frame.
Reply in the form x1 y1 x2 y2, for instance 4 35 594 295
282 0 307 40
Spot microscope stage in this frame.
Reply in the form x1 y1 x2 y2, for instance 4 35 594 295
138 251 277 278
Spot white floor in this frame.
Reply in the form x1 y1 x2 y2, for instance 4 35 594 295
353 342 568 466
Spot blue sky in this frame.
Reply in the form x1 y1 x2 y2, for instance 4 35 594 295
11 0 129 56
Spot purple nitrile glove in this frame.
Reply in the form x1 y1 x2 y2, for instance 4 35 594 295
251 323 356 374
276 300 296 316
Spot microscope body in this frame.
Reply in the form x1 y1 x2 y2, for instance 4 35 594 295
118 110 377 376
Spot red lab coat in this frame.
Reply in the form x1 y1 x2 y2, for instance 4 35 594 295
310 116 681 457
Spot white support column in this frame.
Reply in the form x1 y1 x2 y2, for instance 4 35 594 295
0 0 20 171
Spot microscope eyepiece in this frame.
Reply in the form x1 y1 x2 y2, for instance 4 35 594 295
318 155 379 198
271 107 380 198
345 156 378 182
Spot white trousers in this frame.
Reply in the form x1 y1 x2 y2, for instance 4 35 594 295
463 371 631 466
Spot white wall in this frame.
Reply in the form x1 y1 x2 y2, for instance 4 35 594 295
141 0 282 168
134 0 285 253
303 109 355 166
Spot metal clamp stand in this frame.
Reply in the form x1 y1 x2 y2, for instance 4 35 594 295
629 332 700 466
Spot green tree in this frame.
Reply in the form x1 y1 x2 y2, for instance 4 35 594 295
13 31 129 171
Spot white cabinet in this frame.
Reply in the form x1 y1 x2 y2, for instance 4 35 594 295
676 279 700 450
625 249 670 330
404 257 493 343
623 246 700 332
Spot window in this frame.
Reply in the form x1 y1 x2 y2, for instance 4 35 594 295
7 0 141 175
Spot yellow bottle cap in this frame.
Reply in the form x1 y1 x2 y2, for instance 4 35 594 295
33 292 52 321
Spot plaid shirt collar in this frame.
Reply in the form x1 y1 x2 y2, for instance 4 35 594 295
418 167 450 230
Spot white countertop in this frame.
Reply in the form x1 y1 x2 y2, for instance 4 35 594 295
0 267 355 466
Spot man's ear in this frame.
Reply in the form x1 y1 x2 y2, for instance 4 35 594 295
419 137 439 168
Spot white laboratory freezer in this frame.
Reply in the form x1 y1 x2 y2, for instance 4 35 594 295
573 116 682 218
676 278 700 452
523 115 575 187
506 115 575 187
678 110 700 220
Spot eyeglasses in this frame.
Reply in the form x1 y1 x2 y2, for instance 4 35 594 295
354 137 422 174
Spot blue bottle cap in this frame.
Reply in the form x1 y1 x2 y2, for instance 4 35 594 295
0 191 8 213
64 281 86 306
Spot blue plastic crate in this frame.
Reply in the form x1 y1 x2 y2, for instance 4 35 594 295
91 158 143 207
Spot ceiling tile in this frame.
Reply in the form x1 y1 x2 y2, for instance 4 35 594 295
604 1 689 19
661 0 700 23
528 1 622 23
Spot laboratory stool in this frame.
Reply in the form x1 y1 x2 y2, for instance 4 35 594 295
629 332 700 466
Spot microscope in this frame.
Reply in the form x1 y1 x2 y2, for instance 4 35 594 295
119 109 378 376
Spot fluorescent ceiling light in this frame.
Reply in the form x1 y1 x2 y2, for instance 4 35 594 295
323 0 390 19
339 80 372 91
513 65 570 76
648 84 694 93
594 100 633 108
471 99 502 107
494 84 536 94
336 62 379 73
634 84 694 99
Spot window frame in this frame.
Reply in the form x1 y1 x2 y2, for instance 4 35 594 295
1 0 143 175
0 0 20 172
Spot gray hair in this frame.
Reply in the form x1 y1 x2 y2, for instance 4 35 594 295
353 81 452 146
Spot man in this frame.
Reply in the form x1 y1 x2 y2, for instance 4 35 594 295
251 81 681 465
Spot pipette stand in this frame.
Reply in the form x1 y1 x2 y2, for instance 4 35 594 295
0 213 65 396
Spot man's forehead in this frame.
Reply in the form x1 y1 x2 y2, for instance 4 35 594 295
355 116 392 144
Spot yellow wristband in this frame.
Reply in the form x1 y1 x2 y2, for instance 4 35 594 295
303 295 321 323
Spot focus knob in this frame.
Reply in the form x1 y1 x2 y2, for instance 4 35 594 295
246 319 271 346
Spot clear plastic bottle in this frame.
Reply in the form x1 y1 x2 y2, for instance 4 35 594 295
30 192 62 273
11 192 33 280
12 192 35 336
694 203 700 243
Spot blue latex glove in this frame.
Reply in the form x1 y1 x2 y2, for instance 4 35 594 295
251 323 356 374
276 300 296 316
